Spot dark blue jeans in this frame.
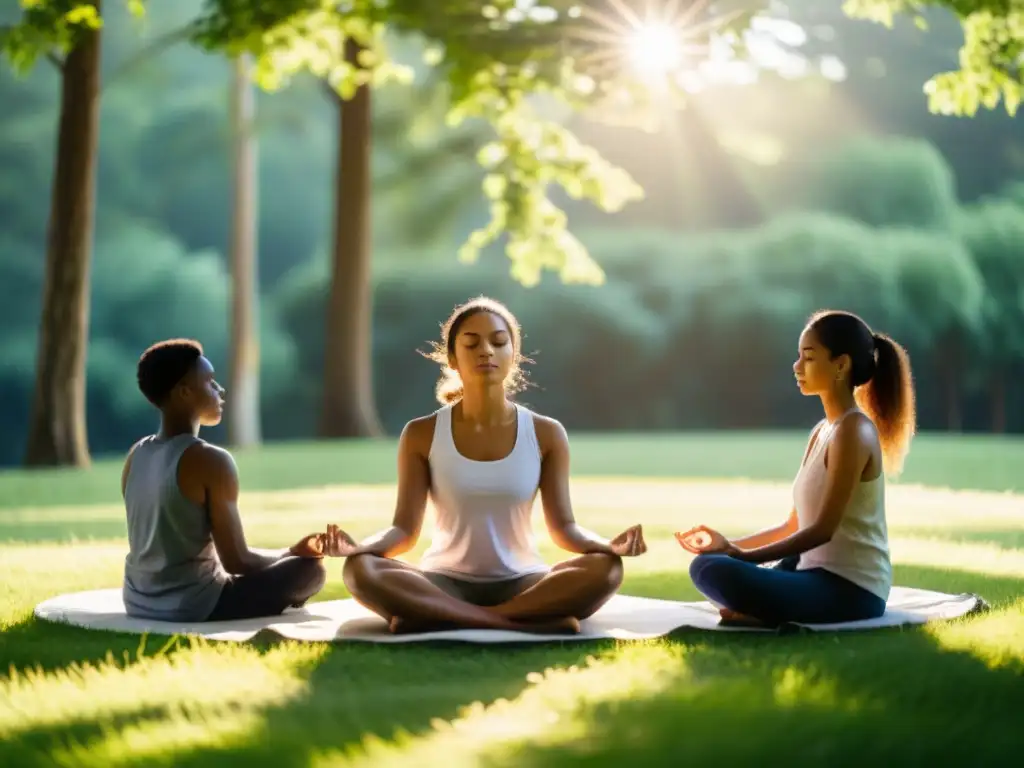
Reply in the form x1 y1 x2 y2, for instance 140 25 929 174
689 554 887 625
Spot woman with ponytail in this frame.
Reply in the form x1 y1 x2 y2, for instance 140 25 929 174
320 296 646 635
678 309 917 626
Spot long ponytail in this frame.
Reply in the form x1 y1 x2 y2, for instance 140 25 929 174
856 332 916 475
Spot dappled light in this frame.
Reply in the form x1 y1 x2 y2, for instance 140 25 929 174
2 0 1024 764
928 601 1024 672
3 469 1023 762
48 711 264 768
312 645 686 767
772 666 867 712
0 642 326 743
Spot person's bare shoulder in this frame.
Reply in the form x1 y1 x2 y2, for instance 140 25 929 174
179 439 234 471
833 410 879 451
401 413 438 456
177 440 239 501
530 411 569 455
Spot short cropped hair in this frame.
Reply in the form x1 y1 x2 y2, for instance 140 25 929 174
136 339 204 406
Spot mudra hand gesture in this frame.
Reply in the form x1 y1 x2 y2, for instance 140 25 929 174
609 524 647 557
289 533 327 558
321 523 366 557
674 525 736 556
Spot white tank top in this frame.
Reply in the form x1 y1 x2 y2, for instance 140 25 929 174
794 409 892 601
419 403 548 581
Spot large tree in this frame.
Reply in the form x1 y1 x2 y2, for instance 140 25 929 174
227 53 262 447
320 37 382 436
2 0 112 467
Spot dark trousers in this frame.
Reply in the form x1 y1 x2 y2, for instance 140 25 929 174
690 554 887 625
206 556 327 621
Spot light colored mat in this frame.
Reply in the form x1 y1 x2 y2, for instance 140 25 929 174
33 587 984 643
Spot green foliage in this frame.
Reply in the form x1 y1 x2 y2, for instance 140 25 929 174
0 1 650 287
843 0 1024 116
956 199 1024 360
793 137 960 231
272 200 1023 438
4 1 1021 287
0 1 149 70
87 218 298 413
1 1 102 72
186 1 677 287
0 219 297 461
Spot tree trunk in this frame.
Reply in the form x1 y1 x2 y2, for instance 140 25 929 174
319 39 383 438
990 368 1006 434
940 343 962 432
227 54 262 448
24 12 102 468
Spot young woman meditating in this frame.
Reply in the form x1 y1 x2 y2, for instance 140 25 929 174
677 309 917 626
322 296 647 634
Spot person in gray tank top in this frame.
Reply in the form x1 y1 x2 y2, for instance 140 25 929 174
122 339 328 622
317 297 648 635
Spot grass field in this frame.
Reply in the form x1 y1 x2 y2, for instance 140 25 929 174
2 432 1023 766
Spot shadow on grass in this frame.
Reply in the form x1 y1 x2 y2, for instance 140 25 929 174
2 633 619 768
3 564 1021 766
477 564 1024 767
479 627 1023 767
0 580 353 677
0 616 179 675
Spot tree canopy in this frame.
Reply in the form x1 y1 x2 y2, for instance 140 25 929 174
842 0 1024 116
3 0 1023 288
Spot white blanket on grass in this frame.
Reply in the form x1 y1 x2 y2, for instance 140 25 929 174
33 587 984 643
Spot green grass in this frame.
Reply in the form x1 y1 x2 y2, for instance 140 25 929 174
2 433 1023 766
4 429 1024 509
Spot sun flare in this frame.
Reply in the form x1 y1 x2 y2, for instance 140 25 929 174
626 22 684 77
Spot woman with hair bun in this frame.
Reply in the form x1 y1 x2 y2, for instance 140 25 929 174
322 296 647 634
678 309 917 626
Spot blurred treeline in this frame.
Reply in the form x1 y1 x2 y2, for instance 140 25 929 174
1 1 1022 465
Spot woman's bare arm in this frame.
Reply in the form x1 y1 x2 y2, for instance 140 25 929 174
730 510 800 549
192 444 288 574
732 416 872 563
353 417 432 558
536 416 616 555
728 421 825 549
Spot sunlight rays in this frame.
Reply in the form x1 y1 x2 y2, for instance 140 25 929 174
627 23 684 77
567 0 732 85
561 0 850 105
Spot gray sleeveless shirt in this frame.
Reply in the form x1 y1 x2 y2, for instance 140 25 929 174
122 434 227 621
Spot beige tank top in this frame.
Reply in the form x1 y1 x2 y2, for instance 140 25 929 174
793 409 892 601
419 403 548 582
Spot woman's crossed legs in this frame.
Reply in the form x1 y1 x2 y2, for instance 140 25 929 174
342 553 623 634
689 553 886 626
